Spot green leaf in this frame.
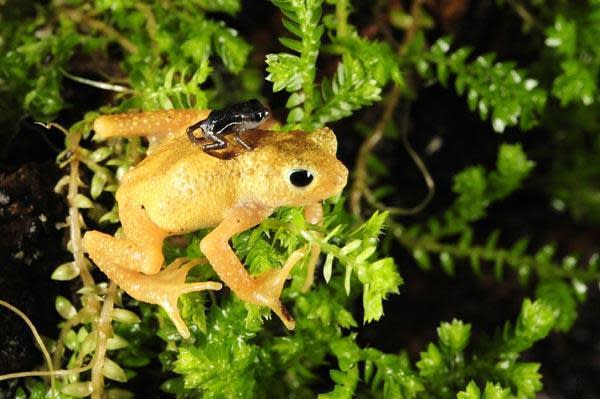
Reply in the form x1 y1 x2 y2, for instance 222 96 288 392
266 54 304 92
508 362 542 398
61 382 93 398
439 252 455 275
421 39 547 131
457 381 481 399
313 55 382 126
358 257 402 322
194 0 241 14
545 15 577 57
552 59 596 106
413 248 431 270
213 25 251 73
103 357 128 382
416 343 444 377
55 296 77 320
73 193 94 208
515 299 557 348
481 382 512 399
437 319 471 353
51 262 80 281
535 279 577 332
91 171 108 199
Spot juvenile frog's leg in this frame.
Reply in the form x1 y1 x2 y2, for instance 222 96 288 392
301 202 324 292
232 131 252 150
202 131 228 151
83 201 221 339
186 121 203 145
200 203 304 329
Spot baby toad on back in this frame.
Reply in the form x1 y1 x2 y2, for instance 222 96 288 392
83 109 348 338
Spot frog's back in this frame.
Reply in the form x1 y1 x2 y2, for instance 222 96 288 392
115 127 344 233
117 135 241 232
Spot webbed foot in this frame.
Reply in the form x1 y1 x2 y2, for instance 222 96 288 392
107 257 222 339
154 258 222 338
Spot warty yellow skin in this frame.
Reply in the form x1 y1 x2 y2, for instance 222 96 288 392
82 109 348 338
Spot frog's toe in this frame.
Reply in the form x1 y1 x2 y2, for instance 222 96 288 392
160 280 222 339
253 248 306 329
157 258 205 280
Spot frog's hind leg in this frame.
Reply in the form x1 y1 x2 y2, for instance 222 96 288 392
232 131 252 150
84 200 167 275
85 254 221 338
84 201 222 338
202 131 228 151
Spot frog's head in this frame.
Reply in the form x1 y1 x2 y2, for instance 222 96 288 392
239 127 348 208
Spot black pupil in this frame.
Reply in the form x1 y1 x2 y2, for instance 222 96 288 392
290 170 313 187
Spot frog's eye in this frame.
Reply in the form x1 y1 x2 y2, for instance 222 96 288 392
255 108 269 121
289 169 314 188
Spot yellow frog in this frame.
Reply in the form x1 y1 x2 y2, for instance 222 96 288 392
82 108 348 338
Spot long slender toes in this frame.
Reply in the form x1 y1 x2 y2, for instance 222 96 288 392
274 302 296 330
161 296 191 339
262 248 306 295
253 249 306 329
161 282 221 339
178 281 222 296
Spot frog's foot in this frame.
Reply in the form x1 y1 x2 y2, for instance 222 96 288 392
251 249 307 330
152 258 222 338
102 257 221 339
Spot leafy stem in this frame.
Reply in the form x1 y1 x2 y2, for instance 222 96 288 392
335 0 349 38
393 222 600 283
61 8 139 54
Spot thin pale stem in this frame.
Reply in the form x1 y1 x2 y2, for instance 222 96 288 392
91 282 118 399
0 300 55 390
350 85 401 216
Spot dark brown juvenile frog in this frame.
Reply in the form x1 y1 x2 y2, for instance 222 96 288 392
186 99 270 151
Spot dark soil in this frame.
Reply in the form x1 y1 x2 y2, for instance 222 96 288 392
0 162 67 395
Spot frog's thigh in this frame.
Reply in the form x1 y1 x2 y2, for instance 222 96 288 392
200 204 272 295
118 200 169 274
83 201 167 275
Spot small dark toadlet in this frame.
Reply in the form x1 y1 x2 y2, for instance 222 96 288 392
186 99 270 152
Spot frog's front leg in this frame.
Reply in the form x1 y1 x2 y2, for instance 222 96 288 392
83 201 222 339
301 202 324 292
200 203 304 329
